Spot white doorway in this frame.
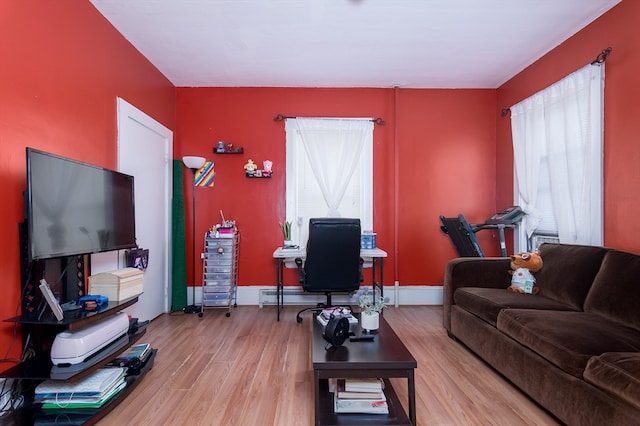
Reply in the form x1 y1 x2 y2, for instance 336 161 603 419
116 98 173 321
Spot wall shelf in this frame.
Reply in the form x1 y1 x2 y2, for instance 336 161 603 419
213 147 244 154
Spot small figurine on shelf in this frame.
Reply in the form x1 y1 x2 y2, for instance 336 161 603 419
216 141 225 153
244 159 257 176
263 160 273 177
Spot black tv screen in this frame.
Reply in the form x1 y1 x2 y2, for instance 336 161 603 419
25 148 137 261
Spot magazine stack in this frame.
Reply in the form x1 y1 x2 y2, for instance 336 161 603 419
34 367 127 410
330 378 388 414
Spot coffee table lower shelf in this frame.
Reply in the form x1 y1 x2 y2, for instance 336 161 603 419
316 378 411 426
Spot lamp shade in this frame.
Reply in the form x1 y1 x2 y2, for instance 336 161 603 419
182 155 206 170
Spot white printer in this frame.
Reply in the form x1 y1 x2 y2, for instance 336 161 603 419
51 312 130 366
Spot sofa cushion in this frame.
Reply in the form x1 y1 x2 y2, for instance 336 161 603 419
584 352 640 411
584 249 640 331
535 243 609 310
454 287 576 327
497 309 640 378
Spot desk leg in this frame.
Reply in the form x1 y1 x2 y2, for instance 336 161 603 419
276 259 284 321
371 258 384 309
371 258 377 291
379 257 384 299
278 259 284 321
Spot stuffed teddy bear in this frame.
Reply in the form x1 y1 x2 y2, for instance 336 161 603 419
508 251 543 294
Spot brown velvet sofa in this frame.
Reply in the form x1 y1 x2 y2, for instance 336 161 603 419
443 243 640 425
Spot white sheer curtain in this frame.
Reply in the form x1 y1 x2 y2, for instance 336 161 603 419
288 118 370 216
511 63 604 245
285 117 373 246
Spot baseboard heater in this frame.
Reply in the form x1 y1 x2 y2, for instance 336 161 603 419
258 289 352 308
50 312 130 366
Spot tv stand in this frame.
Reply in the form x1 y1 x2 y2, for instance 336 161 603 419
0 296 157 425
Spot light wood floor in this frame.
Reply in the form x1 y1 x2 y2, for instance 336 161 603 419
98 305 560 426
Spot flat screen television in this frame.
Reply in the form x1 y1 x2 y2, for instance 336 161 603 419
25 148 137 261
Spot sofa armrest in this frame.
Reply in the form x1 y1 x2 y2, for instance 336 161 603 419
443 257 511 332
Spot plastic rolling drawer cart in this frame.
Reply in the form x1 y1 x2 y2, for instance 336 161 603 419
201 231 239 317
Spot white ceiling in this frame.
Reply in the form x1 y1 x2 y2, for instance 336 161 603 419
89 0 621 89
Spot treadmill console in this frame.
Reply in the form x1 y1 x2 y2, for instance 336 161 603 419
486 206 525 225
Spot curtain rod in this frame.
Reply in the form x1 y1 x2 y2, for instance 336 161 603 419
500 46 612 118
273 114 385 126
591 47 612 65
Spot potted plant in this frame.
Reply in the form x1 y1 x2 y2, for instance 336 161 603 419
352 286 389 332
279 220 292 247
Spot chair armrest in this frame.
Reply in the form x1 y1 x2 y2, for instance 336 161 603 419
359 257 364 282
294 257 304 284
443 257 511 331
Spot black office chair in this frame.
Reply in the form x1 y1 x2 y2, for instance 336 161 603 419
295 218 363 323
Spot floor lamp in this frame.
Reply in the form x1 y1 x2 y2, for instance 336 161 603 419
183 155 206 315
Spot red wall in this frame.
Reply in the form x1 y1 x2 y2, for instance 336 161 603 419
396 89 498 283
0 1 175 365
496 0 640 252
3 0 636 369
175 87 497 288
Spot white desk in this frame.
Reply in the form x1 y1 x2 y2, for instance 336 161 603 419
272 247 387 321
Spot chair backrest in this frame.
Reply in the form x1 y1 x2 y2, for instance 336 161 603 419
303 218 362 293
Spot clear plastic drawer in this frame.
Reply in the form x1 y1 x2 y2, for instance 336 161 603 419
203 292 230 306
203 252 233 261
203 298 230 307
204 279 232 287
204 272 231 281
204 284 232 293
204 265 232 274
206 239 234 249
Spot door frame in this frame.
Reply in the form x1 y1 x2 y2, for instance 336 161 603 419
116 97 173 317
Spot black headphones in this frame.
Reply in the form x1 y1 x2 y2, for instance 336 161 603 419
322 315 350 348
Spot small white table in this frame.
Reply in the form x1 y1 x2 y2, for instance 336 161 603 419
272 247 387 321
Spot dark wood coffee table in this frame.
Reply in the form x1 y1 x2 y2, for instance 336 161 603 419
311 314 417 425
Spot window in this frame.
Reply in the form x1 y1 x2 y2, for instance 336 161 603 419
511 63 604 250
285 118 373 247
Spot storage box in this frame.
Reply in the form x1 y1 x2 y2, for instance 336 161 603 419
217 227 235 238
88 267 144 301
361 232 377 249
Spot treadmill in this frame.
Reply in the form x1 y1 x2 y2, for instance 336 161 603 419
440 206 525 257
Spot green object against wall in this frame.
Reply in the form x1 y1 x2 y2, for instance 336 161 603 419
171 160 187 311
